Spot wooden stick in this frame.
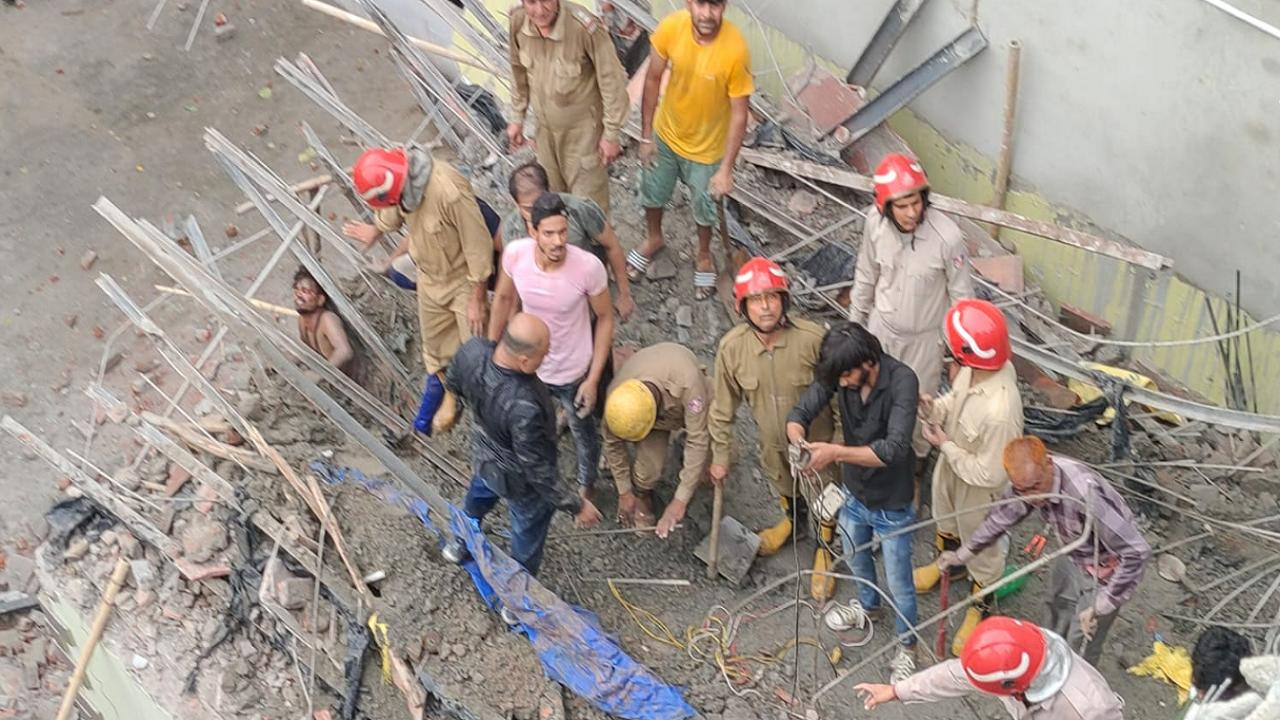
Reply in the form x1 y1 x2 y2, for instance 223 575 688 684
140 411 279 474
739 148 1174 271
300 0 498 75
990 40 1022 222
707 484 723 580
234 173 334 215
155 285 299 317
55 558 131 720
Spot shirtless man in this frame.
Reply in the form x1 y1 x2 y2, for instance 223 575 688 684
293 267 358 379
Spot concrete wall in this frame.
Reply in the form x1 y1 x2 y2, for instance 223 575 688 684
739 0 1280 319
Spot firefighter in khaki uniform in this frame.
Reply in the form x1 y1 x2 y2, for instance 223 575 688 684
850 153 973 401
350 146 494 435
708 258 840 602
602 342 713 538
913 299 1024 654
508 0 630 216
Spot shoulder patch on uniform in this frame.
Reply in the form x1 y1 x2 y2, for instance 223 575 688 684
571 6 601 32
952 252 968 270
687 397 705 415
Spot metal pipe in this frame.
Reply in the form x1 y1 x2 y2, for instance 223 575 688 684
989 40 1021 238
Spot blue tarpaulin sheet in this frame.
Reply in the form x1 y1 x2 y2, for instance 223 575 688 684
311 462 697 720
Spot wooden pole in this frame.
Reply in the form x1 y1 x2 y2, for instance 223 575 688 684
707 484 724 580
300 0 498 75
154 285 298 317
54 558 131 720
234 173 334 215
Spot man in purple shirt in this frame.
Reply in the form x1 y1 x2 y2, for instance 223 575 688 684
938 435 1151 665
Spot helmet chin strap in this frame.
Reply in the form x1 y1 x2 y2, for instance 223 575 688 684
741 296 792 334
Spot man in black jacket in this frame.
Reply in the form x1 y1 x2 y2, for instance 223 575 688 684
443 313 603 594
786 321 920 682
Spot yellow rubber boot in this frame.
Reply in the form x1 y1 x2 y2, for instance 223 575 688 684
757 496 794 556
913 532 961 594
952 606 984 657
811 521 837 601
913 563 941 594
951 583 987 657
431 378 458 435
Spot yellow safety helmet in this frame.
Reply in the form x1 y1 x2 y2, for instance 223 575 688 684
604 379 657 442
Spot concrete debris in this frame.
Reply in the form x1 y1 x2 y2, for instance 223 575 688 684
79 249 98 271
276 576 313 610
786 189 820 216
646 254 679 280
970 255 1025 293
130 559 157 591
675 305 694 328
214 23 237 42
180 516 228 563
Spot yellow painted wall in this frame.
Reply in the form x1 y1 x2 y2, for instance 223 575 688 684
457 0 1279 415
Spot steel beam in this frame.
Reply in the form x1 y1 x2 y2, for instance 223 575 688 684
837 26 988 146
846 0 932 88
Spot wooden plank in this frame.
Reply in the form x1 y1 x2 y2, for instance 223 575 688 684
140 412 279 474
740 148 1174 271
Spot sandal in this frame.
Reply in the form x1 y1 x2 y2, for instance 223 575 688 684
625 249 651 282
694 270 717 301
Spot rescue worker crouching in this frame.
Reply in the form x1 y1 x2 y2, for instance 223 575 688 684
602 343 714 537
349 146 495 437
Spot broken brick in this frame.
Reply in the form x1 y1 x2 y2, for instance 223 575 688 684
225 224 239 238
79 249 98 271
164 467 192 496
276 576 313 610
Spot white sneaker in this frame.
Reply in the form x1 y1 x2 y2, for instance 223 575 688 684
823 600 870 632
889 645 917 684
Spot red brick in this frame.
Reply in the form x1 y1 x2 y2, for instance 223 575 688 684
971 255 1025 294
164 467 192 497
1059 302 1112 336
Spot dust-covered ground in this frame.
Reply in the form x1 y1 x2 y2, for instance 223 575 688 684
3 0 1279 719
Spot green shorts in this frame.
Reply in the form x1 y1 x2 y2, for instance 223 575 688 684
639 134 721 228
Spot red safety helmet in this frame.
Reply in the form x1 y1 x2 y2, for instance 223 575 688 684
945 298 1011 371
960 617 1046 696
352 148 408 208
734 257 791 329
873 153 929 214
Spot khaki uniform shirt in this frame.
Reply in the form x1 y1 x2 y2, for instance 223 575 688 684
602 343 712 503
509 2 630 144
926 363 1025 491
710 319 836 472
849 208 974 337
374 160 493 288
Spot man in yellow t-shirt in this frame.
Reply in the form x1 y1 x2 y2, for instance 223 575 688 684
628 0 753 301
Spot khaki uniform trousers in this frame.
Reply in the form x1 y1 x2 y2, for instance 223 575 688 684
535 119 611 217
416 272 473 375
933 477 1005 586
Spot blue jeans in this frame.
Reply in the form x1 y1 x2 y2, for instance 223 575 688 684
545 376 600 489
837 495 918 647
462 475 557 576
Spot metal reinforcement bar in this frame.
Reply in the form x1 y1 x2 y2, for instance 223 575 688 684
93 197 410 435
846 0 932 87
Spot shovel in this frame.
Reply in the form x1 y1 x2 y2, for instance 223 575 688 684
694 481 761 585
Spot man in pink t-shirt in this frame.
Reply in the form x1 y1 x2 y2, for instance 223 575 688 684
490 192 615 499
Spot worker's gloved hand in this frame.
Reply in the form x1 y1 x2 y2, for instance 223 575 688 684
656 500 686 539
936 551 961 571
575 499 603 528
